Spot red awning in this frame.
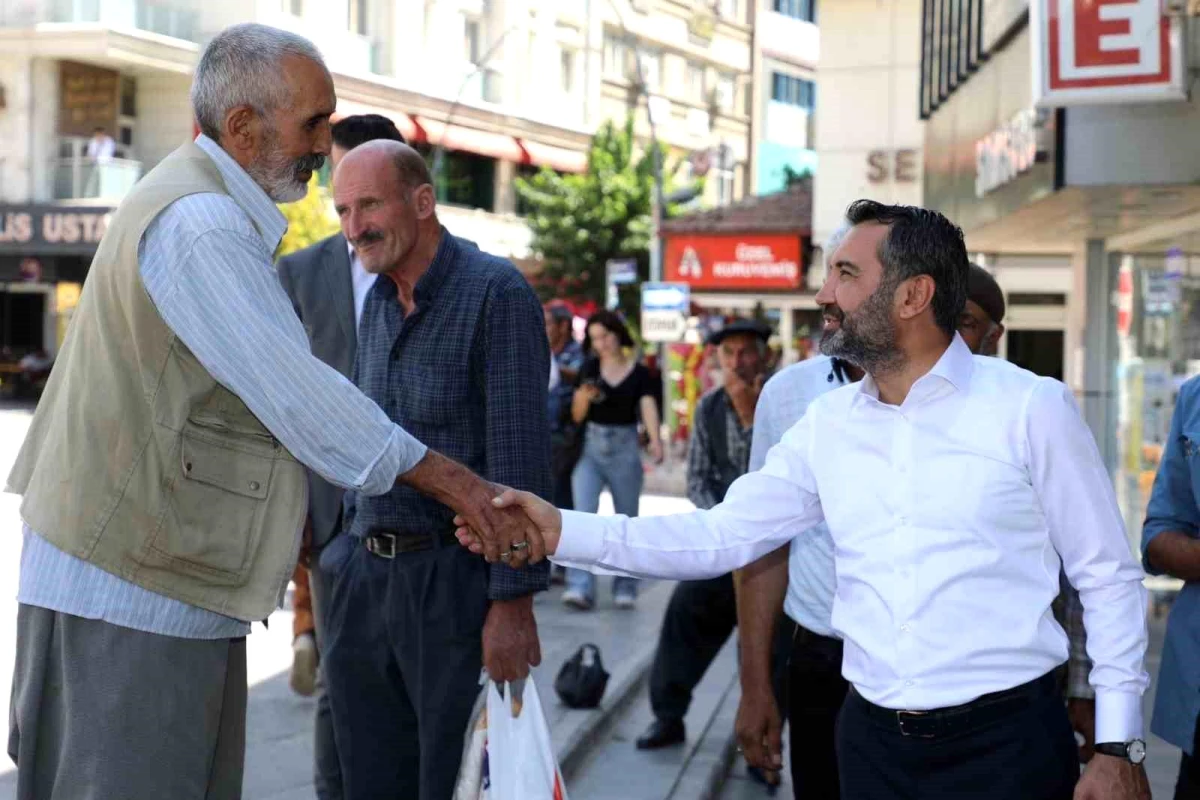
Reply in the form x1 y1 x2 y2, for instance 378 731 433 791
331 101 420 142
519 140 588 173
414 117 525 162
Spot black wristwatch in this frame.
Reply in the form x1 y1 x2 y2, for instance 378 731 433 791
1095 739 1147 765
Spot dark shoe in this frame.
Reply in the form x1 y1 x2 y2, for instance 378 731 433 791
635 718 686 750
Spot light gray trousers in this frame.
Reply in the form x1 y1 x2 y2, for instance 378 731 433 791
7 603 247 800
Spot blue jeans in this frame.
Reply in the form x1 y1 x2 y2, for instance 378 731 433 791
567 423 643 602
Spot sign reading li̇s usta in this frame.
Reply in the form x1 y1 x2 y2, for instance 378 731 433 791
0 206 114 255
664 234 803 290
1031 0 1186 107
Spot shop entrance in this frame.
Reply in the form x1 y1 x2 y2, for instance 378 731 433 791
1006 329 1064 381
0 290 47 355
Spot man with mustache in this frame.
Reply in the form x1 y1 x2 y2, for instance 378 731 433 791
465 200 1152 799
276 112 408 800
5 24 541 800
321 139 550 800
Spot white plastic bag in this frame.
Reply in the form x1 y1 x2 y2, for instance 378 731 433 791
486 678 568 800
454 689 490 800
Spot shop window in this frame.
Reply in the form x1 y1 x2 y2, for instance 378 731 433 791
428 149 495 212
0 291 47 354
120 76 137 117
773 0 816 22
771 73 815 110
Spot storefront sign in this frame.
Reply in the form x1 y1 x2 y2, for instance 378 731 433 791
867 150 919 184
58 61 120 138
1031 0 1186 107
0 205 114 255
974 109 1051 198
664 234 803 290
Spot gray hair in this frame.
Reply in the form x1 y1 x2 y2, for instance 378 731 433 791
191 23 326 141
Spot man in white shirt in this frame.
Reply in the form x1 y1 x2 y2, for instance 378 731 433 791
464 200 1151 799
86 127 116 162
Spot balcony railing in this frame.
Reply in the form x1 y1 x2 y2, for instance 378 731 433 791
0 0 199 41
53 157 141 201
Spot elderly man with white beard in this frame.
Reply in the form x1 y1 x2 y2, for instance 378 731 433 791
5 23 543 800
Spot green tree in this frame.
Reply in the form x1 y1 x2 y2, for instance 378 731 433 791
276 174 340 259
515 118 662 307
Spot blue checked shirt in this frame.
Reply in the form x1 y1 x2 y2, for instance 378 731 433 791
343 230 551 600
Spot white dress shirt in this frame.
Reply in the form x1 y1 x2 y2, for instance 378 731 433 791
750 356 848 637
555 335 1148 743
86 134 116 162
347 241 377 329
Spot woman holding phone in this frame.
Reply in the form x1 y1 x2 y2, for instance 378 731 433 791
563 310 663 611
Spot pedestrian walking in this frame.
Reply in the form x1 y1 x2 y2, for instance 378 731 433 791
5 24 540 800
276 111 408 799
638 318 777 753
319 139 550 800
1142 379 1200 799
563 310 663 611
545 302 585 511
470 200 1152 800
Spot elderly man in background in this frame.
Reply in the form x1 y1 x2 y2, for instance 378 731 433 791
5 24 539 800
321 139 551 800
276 112 408 799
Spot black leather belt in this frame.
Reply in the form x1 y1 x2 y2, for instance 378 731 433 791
363 530 458 559
852 671 1057 739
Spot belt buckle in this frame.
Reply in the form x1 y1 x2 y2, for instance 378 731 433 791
896 710 935 739
370 532 397 559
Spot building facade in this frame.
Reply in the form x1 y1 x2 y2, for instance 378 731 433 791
918 0 1200 563
748 0 818 195
0 0 755 361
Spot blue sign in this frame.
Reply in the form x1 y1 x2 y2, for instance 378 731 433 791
641 282 690 312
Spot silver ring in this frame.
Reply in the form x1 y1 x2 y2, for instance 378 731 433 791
511 541 529 552
499 549 512 560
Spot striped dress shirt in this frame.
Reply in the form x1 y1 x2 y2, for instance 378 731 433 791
17 135 427 639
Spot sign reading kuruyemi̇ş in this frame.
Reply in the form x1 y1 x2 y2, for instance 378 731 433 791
664 234 803 290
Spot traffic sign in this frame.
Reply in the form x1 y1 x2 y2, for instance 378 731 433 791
606 258 639 285
641 282 689 343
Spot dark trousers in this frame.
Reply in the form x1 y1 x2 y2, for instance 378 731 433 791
836 673 1078 800
308 544 342 800
550 435 580 511
321 534 490 800
786 621 848 798
1175 715 1200 799
649 576 792 724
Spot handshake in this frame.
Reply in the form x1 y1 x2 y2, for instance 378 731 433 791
402 449 563 566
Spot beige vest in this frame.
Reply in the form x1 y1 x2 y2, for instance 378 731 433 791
7 141 307 622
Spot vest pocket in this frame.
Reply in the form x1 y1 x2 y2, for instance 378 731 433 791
152 421 275 585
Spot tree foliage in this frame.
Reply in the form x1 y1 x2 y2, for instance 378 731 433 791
276 174 340 259
515 118 661 305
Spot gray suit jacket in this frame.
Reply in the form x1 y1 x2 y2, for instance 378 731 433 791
277 233 358 548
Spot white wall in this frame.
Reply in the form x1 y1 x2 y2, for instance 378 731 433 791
812 0 923 249
758 10 817 69
0 55 33 202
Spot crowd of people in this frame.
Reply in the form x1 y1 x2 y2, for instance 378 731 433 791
6 18 1200 800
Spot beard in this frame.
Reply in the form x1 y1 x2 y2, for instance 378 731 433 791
248 126 325 203
818 277 904 375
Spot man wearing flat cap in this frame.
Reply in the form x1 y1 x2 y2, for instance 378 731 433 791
636 318 786 756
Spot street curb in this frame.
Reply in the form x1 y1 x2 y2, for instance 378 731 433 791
556 639 659 780
665 656 742 800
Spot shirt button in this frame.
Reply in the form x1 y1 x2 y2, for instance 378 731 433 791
905 680 915 687
249 481 261 491
900 624 910 633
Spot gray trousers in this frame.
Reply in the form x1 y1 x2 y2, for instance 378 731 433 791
7 604 247 800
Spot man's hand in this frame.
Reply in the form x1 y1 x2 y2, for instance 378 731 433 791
455 489 563 558
735 686 783 772
482 595 542 682
399 451 545 565
1068 697 1096 763
1075 754 1150 800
